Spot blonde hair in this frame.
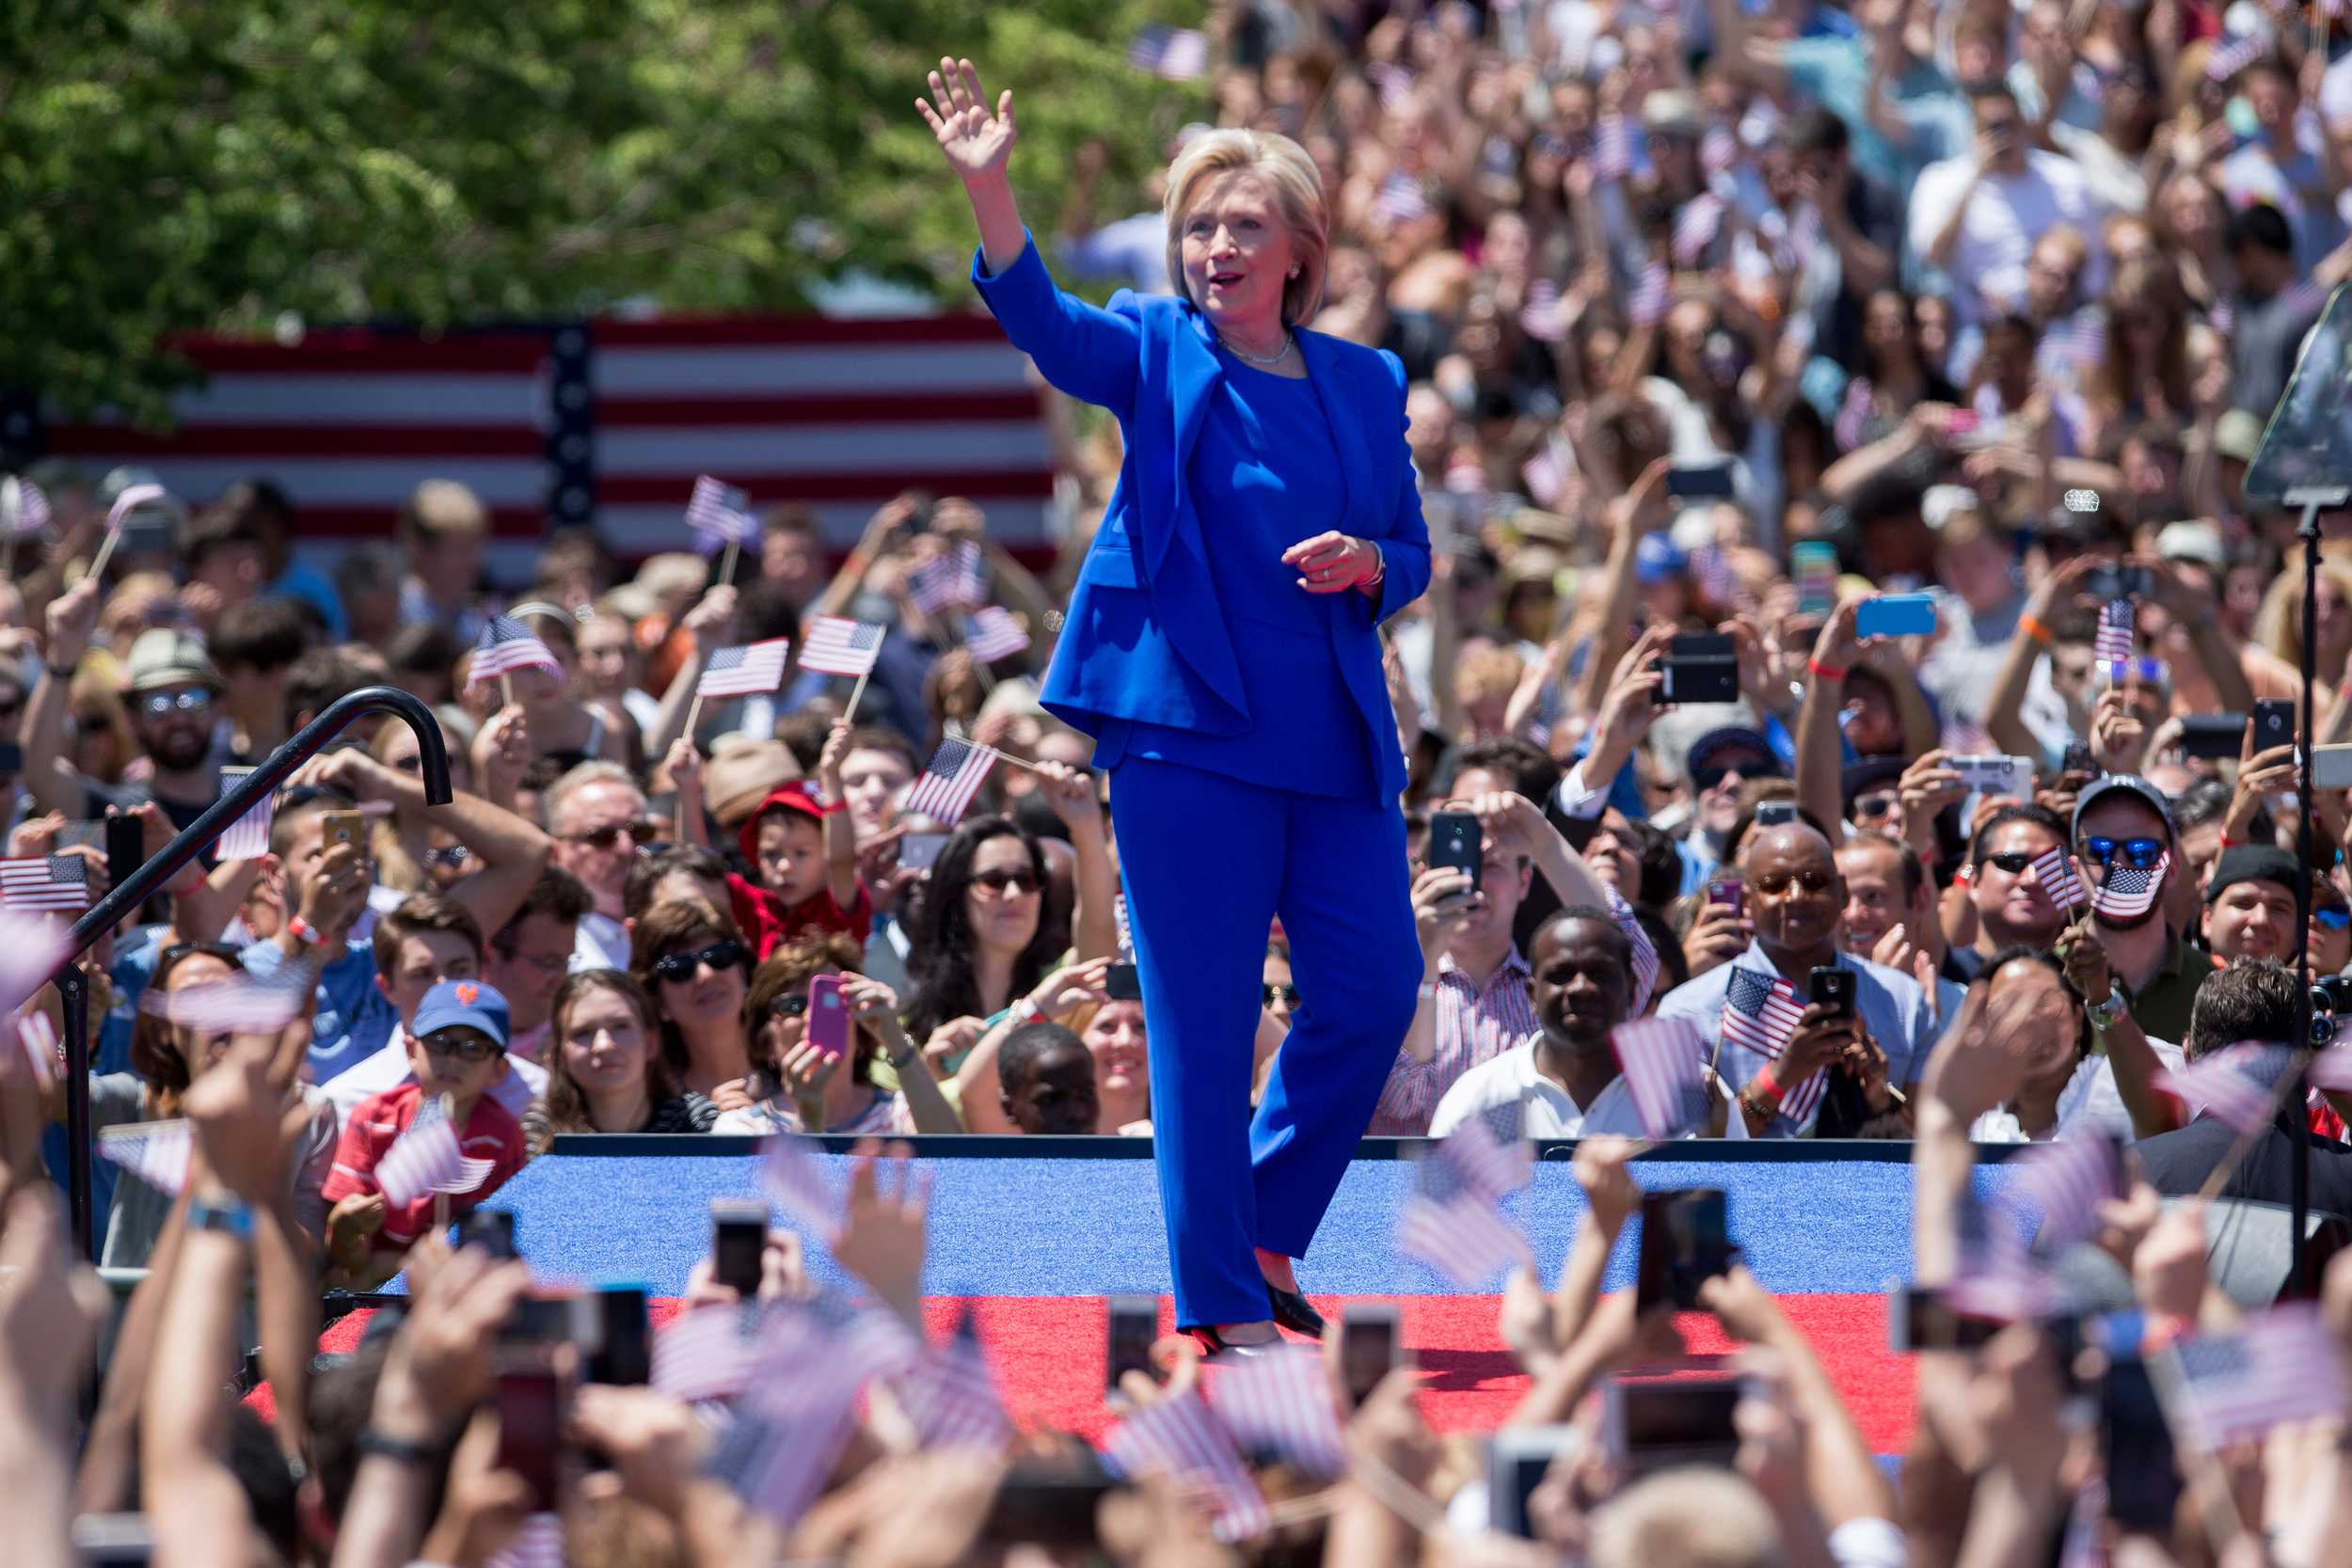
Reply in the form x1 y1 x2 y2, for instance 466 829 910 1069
1163 129 1329 325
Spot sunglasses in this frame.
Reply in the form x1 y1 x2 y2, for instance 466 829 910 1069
1983 851 2039 875
1851 791 1899 819
769 992 810 1019
421 1030 501 1063
969 868 1041 896
1263 983 1298 1006
1694 761 1783 794
2082 835 2166 868
1751 869 1835 895
137 689 214 719
652 939 746 983
2317 909 2352 932
565 820 660 850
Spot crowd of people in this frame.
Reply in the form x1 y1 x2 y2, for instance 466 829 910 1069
12 0 2352 1558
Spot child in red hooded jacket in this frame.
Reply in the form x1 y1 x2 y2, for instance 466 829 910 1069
726 722 872 959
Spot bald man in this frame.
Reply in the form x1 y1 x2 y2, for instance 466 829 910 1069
1654 822 1937 1137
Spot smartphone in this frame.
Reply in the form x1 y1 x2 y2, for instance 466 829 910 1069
458 1207 517 1260
494 1366 565 1512
1488 1428 1579 1539
1670 632 1735 662
72 1514 156 1567
1104 962 1143 1002
589 1287 651 1386
898 831 949 872
1756 800 1798 827
1665 464 1737 500
0 741 21 777
804 974 850 1061
105 813 143 895
1853 593 1937 640
1808 966 1855 1016
1340 1305 1403 1406
1657 656 1740 705
2087 563 2157 602
1885 1285 2005 1353
2180 714 2248 761
2103 1355 2184 1533
1947 754 2028 800
1600 1373 1742 1473
321 810 366 850
1634 1188 1734 1314
2252 698 2296 753
984 1459 1120 1546
1706 876 1744 920
2061 742 2096 779
1427 811 1484 890
1792 541 1838 617
709 1197 769 1296
2316 745 2352 792
1105 1295 1159 1392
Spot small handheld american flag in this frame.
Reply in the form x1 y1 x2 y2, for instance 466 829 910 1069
1591 114 1635 180
374 1098 499 1206
796 616 887 678
1628 261 1671 328
484 1513 564 1568
0 855 87 913
1374 171 1429 226
650 1304 759 1403
1719 969 1825 1123
140 972 308 1036
758 1132 838 1237
909 542 985 615
1104 1386 1272 1543
904 737 1002 827
1672 194 1726 265
98 1120 193 1198
215 767 273 861
895 1307 1014 1450
0 475 49 537
2153 1041 2292 1133
2162 1305 2351 1452
1997 1131 2123 1252
2028 846 2087 916
2093 600 2135 666
1207 1345 1348 1479
2089 851 2168 920
685 475 755 552
465 615 563 692
1611 1016 1711 1139
695 639 791 700
1127 23 1211 80
964 606 1031 665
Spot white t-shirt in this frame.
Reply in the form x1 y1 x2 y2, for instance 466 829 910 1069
322 1025 548 1134
1968 1035 2186 1143
1907 149 2106 324
571 911 630 973
1427 1043 1749 1140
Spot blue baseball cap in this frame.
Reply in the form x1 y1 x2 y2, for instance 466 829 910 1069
412 979 510 1051
1634 534 1689 584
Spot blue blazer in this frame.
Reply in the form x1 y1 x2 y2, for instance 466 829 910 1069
972 234 1432 801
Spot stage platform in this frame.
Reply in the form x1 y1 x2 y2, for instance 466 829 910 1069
326 1137 2004 1451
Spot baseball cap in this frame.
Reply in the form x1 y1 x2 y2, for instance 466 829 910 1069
2204 844 2304 905
736 779 840 865
2072 773 2178 844
2214 409 2265 465
413 979 511 1051
2155 519 2226 574
1689 725 1779 779
1635 534 1689 584
121 628 222 693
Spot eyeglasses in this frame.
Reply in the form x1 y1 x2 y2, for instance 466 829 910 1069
1694 761 1781 794
420 1030 501 1063
390 753 424 774
2082 836 2166 868
2317 909 2352 931
1852 791 1899 819
652 939 745 983
491 943 569 975
137 689 214 719
1750 869 1835 895
1982 851 2039 875
969 868 1041 896
428 846 470 868
564 820 660 850
768 993 810 1019
1263 983 1298 1006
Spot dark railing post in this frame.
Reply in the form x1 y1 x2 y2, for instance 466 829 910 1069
50 687 452 1259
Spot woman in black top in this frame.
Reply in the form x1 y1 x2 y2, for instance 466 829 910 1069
521 970 716 1155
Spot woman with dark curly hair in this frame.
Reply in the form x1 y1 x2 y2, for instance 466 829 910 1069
715 934 960 1135
520 970 719 1155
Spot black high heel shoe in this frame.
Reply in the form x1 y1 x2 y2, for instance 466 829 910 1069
1266 1284 1326 1338
1188 1324 1279 1360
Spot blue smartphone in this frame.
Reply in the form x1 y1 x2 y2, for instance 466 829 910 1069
1853 593 1936 639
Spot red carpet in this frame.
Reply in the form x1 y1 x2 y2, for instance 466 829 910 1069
281 1291 1912 1452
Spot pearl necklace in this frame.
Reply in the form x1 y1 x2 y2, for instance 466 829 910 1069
1218 329 1295 366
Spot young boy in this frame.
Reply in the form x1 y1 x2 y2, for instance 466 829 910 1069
725 722 870 958
321 978 529 1286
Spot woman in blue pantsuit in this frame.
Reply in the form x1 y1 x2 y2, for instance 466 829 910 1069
920 58 1428 1350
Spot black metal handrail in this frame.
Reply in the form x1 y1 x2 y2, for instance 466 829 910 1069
53 686 452 1256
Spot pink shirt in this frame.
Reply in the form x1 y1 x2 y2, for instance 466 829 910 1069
1368 949 1537 1136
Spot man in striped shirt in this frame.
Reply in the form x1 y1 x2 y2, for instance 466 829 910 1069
1368 822 1540 1135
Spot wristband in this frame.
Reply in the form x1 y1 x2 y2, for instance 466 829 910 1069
2217 832 2240 850
167 868 207 898
357 1428 441 1467
285 915 326 949
1007 996 1041 1028
1806 657 1849 681
1751 1066 1783 1105
43 658 75 679
188 1196 254 1243
2019 613 2054 648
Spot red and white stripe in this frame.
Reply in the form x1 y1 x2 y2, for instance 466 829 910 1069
1612 1016 1710 1139
1207 1346 1347 1479
375 1101 498 1206
695 639 792 700
98 1120 192 1197
1105 1387 1272 1542
904 738 1001 827
215 767 273 861
796 616 887 678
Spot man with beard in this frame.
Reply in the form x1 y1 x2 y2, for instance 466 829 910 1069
1428 908 1742 1139
1656 820 1933 1136
2071 776 2215 1043
23 577 224 834
1949 804 2073 980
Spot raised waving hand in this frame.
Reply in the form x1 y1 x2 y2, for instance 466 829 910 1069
916 56 1017 184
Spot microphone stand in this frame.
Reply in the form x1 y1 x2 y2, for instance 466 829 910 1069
2285 486 2345 1295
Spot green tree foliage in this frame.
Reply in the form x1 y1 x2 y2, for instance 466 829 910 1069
0 0 1202 421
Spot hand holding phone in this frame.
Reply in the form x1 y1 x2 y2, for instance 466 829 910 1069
1427 811 1484 890
709 1198 768 1296
1104 1295 1158 1392
804 974 850 1061
1340 1305 1403 1405
1853 593 1937 640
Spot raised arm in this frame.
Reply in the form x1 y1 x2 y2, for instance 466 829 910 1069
1034 762 1119 963
1796 600 1865 842
20 577 98 821
297 747 553 938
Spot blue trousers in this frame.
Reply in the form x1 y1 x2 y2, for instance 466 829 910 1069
1110 756 1421 1328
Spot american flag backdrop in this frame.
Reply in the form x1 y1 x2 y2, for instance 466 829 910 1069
31 316 1054 578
